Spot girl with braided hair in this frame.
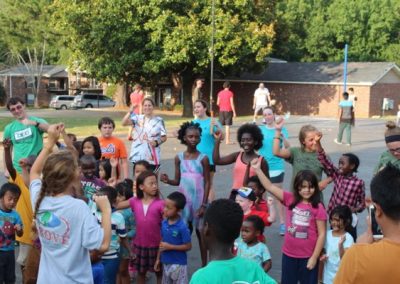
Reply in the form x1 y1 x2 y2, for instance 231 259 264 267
160 121 210 266
29 123 112 283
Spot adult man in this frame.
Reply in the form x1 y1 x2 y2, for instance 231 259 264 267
192 79 204 105
334 164 400 284
334 92 354 146
348 87 357 109
253 83 270 123
217 81 236 144
3 98 48 173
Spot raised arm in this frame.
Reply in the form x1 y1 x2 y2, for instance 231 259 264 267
93 195 112 253
30 124 63 181
212 131 239 165
273 119 291 159
122 107 134 126
251 158 284 202
3 139 16 181
61 129 79 159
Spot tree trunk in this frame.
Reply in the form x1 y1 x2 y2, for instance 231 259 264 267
181 72 195 117
114 83 127 107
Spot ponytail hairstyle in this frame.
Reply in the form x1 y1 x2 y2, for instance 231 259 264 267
194 99 211 117
33 151 79 231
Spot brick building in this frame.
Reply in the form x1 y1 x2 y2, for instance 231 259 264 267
0 65 68 106
214 62 400 118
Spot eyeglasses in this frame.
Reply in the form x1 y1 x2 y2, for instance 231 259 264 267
9 105 23 112
388 147 400 154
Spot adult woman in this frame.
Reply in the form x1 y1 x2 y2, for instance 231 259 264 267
258 107 290 235
122 98 167 173
374 121 400 173
193 99 222 201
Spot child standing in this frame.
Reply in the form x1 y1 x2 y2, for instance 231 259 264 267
0 183 23 284
252 159 327 284
160 121 210 266
80 155 107 201
116 180 136 284
213 123 269 199
155 192 192 284
235 215 272 272
315 133 365 240
29 123 112 283
117 171 164 284
190 199 276 284
320 205 354 284
91 186 129 284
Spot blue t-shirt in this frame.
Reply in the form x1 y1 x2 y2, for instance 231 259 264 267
235 237 271 266
160 218 191 265
258 125 289 174
193 117 221 165
0 208 22 251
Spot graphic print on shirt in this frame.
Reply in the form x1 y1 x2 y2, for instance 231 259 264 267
287 207 311 239
37 211 71 246
0 220 15 246
14 127 33 142
102 143 116 155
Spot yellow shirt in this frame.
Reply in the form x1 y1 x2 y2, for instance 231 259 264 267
334 239 400 284
10 173 33 245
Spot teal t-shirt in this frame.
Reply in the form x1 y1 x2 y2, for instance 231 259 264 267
190 256 277 284
193 117 221 165
258 125 288 173
287 147 324 185
3 116 47 172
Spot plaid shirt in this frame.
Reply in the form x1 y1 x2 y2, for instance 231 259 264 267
317 150 366 215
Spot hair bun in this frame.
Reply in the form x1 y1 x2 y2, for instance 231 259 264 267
386 121 397 129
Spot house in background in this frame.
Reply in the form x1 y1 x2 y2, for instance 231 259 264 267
0 65 68 106
214 62 400 118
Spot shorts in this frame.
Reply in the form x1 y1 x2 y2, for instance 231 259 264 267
270 172 284 183
219 111 233 126
162 264 188 284
17 243 32 266
254 105 267 114
0 250 16 283
209 164 216 173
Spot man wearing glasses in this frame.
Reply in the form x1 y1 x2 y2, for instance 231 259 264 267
3 97 49 173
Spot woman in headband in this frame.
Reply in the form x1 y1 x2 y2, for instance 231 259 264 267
375 121 400 173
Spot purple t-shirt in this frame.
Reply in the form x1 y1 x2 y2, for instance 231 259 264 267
282 191 327 258
129 197 164 247
80 176 106 201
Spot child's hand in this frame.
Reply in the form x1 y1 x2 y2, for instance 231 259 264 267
213 129 223 140
160 173 169 184
47 123 64 143
2 138 12 149
110 157 118 168
250 158 261 170
315 131 322 143
319 254 328 262
339 235 346 246
19 158 29 169
93 195 111 214
306 256 318 270
154 259 161 272
159 241 172 252
196 206 206 218
107 177 117 187
275 117 284 130
14 224 22 233
267 196 274 206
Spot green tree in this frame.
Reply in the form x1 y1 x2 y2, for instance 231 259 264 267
51 0 276 115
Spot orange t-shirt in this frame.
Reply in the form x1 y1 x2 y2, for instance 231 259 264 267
98 136 127 160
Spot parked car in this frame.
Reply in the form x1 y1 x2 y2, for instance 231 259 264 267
71 93 115 109
49 95 75 110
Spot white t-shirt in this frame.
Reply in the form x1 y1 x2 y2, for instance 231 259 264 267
30 179 104 284
323 230 354 284
254 88 270 106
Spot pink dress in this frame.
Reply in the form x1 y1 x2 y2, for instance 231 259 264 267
129 197 164 272
130 91 144 114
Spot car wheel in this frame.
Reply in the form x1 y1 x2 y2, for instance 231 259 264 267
86 104 93 108
60 105 67 110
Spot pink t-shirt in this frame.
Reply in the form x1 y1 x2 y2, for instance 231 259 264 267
232 153 262 189
130 91 144 114
217 89 234 112
129 197 164 247
282 191 327 258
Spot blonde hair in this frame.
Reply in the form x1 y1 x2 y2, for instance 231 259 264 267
299 124 318 148
385 121 400 137
33 151 79 221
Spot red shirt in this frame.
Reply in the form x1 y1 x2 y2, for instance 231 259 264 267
130 91 144 114
217 89 234 111
251 199 269 213
244 209 271 242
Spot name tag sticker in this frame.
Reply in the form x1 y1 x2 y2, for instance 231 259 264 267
14 127 33 141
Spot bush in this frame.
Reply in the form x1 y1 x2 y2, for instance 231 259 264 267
173 104 183 112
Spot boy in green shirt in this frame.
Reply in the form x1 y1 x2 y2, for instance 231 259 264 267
190 199 277 284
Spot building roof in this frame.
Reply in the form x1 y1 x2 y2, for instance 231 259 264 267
219 62 400 86
0 65 68 78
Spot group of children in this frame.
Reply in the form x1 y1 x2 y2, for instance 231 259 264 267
0 110 370 284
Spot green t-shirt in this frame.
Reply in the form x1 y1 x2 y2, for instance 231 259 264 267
374 150 400 174
3 116 47 172
190 256 277 284
287 147 324 185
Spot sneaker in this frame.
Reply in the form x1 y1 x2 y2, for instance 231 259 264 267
279 223 285 236
334 138 342 145
345 143 352 146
